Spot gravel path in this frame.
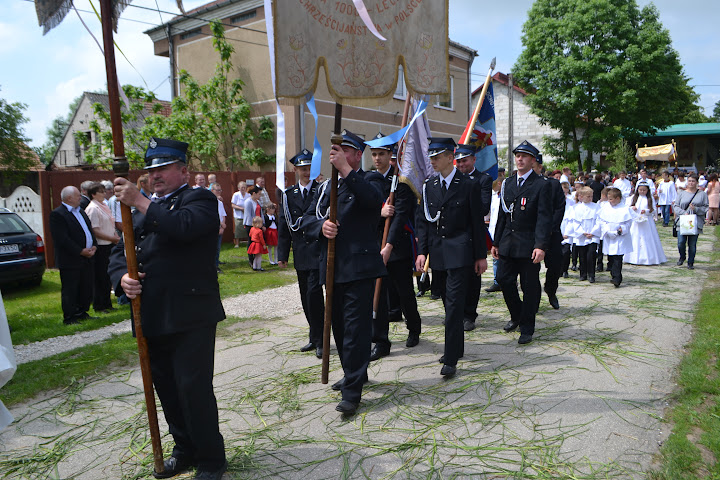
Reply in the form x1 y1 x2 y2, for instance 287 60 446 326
13 283 303 365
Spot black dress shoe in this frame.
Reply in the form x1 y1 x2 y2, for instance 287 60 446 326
63 318 80 325
429 294 441 300
153 456 196 479
596 265 604 272
336 400 359 414
571 265 577 271
331 377 345 391
688 264 695 270
676 258 685 266
547 294 560 309
485 283 502 293
315 347 323 359
563 272 569 278
579 275 587 281
588 278 595 284
518 334 533 345
440 365 456 377
415 290 425 297
300 342 316 352
405 333 419 348
194 460 227 480
503 320 519 332
463 320 476 331
369 344 390 361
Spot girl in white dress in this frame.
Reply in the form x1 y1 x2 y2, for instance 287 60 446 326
625 181 667 265
598 188 633 287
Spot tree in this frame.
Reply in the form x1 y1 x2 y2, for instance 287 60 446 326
712 100 720 122
513 0 699 172
605 138 635 175
35 94 83 164
0 86 36 171
82 20 274 170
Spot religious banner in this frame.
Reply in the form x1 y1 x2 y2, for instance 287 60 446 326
273 0 450 105
635 143 676 162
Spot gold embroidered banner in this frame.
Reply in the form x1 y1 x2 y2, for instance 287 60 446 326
273 0 449 105
636 143 676 162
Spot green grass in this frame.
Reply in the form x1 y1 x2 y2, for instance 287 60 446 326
216 243 297 298
649 225 720 480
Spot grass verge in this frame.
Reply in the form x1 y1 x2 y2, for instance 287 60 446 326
649 225 720 479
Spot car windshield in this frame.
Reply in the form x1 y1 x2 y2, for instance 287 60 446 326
0 214 32 235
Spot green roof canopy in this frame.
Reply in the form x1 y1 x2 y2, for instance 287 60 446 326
652 123 720 137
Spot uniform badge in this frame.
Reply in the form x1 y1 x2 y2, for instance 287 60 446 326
521 197 527 210
149 138 157 149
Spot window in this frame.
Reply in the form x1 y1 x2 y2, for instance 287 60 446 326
435 76 454 110
231 10 257 24
180 28 202 40
394 66 406 100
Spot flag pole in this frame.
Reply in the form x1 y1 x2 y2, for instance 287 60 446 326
321 103 344 384
99 0 164 473
372 95 412 319
461 57 496 144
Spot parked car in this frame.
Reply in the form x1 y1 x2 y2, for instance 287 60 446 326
0 208 46 287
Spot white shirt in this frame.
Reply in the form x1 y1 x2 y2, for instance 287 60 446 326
217 198 226 222
439 168 457 190
656 180 677 206
516 170 532 187
675 178 687 191
231 191 249 219
613 178 632 198
62 202 94 249
637 177 656 194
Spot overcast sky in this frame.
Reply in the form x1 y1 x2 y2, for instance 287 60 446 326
2 0 718 147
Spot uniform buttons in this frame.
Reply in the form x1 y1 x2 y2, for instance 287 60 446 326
191 288 196 293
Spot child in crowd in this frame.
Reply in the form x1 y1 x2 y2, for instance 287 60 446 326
625 180 667 265
560 190 575 278
264 203 279 265
571 187 601 282
247 216 268 272
596 188 610 272
655 170 677 227
485 180 503 292
598 188 633 287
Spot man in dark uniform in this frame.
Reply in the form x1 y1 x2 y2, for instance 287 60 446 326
278 149 325 359
302 130 386 415
454 143 493 331
491 140 552 345
415 138 488 377
109 138 227 480
369 133 422 362
531 158 565 310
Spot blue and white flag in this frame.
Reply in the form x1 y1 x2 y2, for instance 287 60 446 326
461 83 499 180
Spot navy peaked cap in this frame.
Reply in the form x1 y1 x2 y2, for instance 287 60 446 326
370 132 393 151
512 140 540 159
290 149 313 167
340 129 366 152
145 138 188 169
427 138 457 157
454 144 477 161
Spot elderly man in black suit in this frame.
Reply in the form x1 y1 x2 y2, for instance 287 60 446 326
454 143 493 332
415 138 488 378
491 140 552 345
370 133 422 362
49 186 97 325
278 149 325 359
302 130 386 415
109 138 227 480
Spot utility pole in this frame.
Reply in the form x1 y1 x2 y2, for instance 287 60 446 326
508 73 514 173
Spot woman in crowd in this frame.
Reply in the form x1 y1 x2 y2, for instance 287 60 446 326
85 182 120 313
625 180 666 265
706 173 719 226
673 174 709 270
231 181 250 247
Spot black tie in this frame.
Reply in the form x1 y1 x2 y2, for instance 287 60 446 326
518 177 524 188
441 181 447 197
302 189 307 201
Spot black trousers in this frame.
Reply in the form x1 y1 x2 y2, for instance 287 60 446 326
93 244 113 311
561 243 571 274
596 240 604 268
607 254 624 285
497 256 541 336
437 266 470 367
463 265 481 323
543 234 564 296
296 268 324 346
373 259 422 348
576 244 597 280
332 279 373 403
571 244 578 267
59 259 94 322
148 325 225 471
386 279 402 321
430 269 445 297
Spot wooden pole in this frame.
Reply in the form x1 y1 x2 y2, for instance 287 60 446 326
461 58 496 145
372 95 412 317
99 0 163 473
321 103 343 384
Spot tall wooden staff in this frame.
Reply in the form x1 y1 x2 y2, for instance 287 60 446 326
461 58 496 144
321 103 344 384
98 0 164 473
372 96 412 318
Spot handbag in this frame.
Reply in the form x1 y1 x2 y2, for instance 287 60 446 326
675 190 699 237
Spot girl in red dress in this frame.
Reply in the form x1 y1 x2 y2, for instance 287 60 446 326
264 203 279 265
247 216 268 271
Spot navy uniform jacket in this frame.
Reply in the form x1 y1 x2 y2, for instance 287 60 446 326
466 168 493 218
302 169 386 285
49 205 97 270
376 170 417 262
278 180 322 271
108 185 225 337
416 172 488 271
493 171 552 258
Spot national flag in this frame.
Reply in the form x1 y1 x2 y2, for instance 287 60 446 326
461 83 499 180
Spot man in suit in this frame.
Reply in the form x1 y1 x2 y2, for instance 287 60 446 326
302 130 386 415
454 143 493 331
278 149 325 359
531 159 565 310
49 186 97 325
415 138 488 378
369 133 422 362
491 140 552 345
79 180 93 210
109 138 227 480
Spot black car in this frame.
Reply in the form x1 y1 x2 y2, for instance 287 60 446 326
0 208 46 286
